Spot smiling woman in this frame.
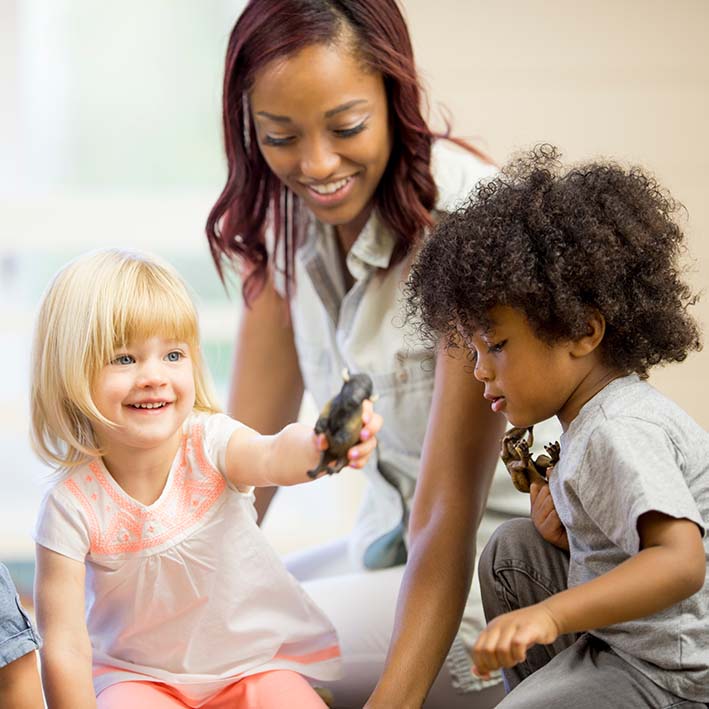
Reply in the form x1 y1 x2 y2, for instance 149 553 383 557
249 41 392 251
204 2 511 708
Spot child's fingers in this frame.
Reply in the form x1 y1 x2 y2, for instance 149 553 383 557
348 435 378 468
314 433 328 450
360 405 382 440
472 626 502 676
530 481 540 506
496 624 533 668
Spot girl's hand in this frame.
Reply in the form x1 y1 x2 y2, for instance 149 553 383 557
348 399 382 469
530 471 569 551
472 604 561 678
311 399 381 471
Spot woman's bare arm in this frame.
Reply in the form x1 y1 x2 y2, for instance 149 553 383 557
228 273 305 522
366 345 505 708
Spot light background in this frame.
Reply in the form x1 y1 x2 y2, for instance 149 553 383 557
1 0 707 596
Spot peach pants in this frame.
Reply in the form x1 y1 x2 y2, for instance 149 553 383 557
96 670 327 709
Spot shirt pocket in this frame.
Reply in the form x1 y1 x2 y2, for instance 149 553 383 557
369 359 435 459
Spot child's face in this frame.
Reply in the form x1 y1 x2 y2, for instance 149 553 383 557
464 306 582 429
91 336 196 455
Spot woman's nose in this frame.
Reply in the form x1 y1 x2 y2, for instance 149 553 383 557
300 136 339 180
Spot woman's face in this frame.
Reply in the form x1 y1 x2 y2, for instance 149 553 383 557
249 40 392 246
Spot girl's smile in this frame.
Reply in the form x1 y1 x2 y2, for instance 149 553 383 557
91 336 196 458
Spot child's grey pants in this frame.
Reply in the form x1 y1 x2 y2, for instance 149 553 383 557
478 518 707 708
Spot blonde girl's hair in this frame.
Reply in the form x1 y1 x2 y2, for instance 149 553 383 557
30 248 221 472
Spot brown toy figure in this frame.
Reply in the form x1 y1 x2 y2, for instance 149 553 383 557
307 371 374 479
500 426 560 493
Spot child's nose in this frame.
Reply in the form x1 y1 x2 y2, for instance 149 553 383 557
137 361 167 387
473 356 492 382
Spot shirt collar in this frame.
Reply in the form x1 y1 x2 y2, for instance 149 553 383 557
307 209 397 282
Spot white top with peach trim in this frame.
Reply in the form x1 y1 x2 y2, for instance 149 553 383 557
34 412 340 703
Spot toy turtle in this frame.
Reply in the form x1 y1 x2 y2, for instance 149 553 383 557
307 371 374 479
500 426 560 493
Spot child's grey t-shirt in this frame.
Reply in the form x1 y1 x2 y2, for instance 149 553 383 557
551 374 708 703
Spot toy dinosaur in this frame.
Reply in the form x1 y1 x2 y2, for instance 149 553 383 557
307 371 374 478
500 426 560 493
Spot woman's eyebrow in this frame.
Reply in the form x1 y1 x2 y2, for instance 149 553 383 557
255 99 369 123
254 111 292 123
324 98 368 118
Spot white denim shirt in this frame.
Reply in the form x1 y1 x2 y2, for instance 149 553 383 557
277 141 564 683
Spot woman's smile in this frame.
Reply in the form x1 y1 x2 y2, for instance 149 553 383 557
300 174 358 206
250 41 392 247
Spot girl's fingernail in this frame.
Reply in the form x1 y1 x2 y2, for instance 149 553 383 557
360 430 370 441
349 449 359 459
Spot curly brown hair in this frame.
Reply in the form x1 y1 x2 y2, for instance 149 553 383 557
406 145 702 377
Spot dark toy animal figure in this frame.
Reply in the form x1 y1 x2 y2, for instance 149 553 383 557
307 372 374 479
501 426 560 493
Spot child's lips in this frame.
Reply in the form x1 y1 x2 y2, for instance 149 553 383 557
485 394 506 413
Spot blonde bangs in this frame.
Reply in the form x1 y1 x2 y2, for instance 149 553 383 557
106 264 200 356
31 249 221 473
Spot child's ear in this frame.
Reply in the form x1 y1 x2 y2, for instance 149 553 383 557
569 310 605 358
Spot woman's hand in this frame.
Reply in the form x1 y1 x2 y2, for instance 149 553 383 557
530 474 569 551
472 604 561 678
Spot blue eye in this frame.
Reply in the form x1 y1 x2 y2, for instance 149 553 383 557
112 354 134 365
334 122 366 138
166 351 182 362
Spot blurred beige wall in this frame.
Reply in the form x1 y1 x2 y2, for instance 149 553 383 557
404 0 709 428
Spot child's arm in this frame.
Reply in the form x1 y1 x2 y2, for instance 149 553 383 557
0 647 44 709
473 511 705 676
35 544 96 709
224 400 381 488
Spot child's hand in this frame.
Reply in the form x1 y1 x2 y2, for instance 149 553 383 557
310 399 381 475
530 471 569 551
472 604 561 678
346 399 382 469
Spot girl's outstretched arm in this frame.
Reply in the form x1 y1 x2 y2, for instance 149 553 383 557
227 272 305 521
35 545 96 709
367 344 505 709
472 511 706 676
224 399 382 489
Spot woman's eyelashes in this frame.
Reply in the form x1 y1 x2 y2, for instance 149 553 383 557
262 134 294 147
262 121 368 147
333 121 367 138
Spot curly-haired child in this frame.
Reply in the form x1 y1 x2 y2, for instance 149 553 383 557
30 249 381 708
406 146 708 708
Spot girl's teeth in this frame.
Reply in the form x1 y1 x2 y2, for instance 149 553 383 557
134 402 165 409
310 177 349 195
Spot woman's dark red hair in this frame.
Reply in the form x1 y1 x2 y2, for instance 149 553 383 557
206 0 491 305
